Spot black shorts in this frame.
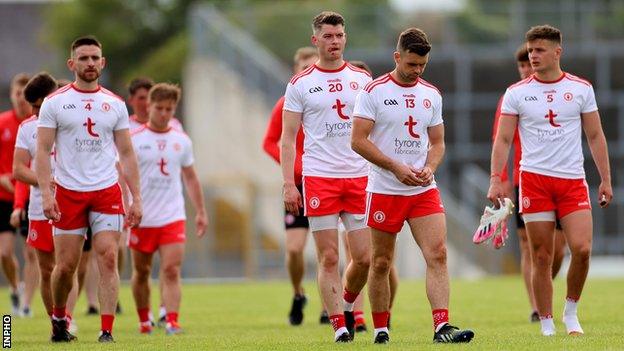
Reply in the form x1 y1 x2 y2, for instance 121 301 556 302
17 202 29 238
0 201 14 233
515 186 561 230
284 184 309 230
83 227 92 252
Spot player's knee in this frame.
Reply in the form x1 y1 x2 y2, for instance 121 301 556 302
371 255 392 275
286 247 303 260
571 244 591 262
352 253 370 271
532 248 552 268
132 264 151 280
425 244 447 266
98 249 118 273
162 264 180 282
319 252 339 271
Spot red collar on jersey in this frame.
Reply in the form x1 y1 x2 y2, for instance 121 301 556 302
146 124 172 134
532 72 566 84
71 83 102 93
313 61 348 73
388 73 418 88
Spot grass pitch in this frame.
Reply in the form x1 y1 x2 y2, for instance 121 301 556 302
3 277 623 350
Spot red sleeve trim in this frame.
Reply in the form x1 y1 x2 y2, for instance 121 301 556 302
564 73 591 86
418 78 441 94
507 76 534 90
100 87 125 101
289 65 315 85
364 74 391 93
45 84 73 99
346 63 372 77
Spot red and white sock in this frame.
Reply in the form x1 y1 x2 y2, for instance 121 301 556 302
101 314 115 334
330 314 348 339
563 296 583 334
432 309 449 332
539 314 556 336
343 289 358 312
137 307 150 324
166 312 179 325
52 306 66 321
372 311 389 337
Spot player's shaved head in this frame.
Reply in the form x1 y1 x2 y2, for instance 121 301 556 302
525 25 561 44
24 72 57 103
515 44 529 62
149 83 181 104
397 28 431 56
312 11 345 33
70 35 102 56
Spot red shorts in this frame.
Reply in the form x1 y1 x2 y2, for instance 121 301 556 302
366 188 445 233
519 171 591 219
54 183 125 231
27 220 54 252
302 176 367 216
128 220 186 254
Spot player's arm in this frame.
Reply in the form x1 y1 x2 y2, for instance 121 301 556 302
488 114 517 203
182 165 208 237
280 110 303 215
581 110 612 207
351 117 421 186
418 124 445 186
35 127 60 221
114 128 142 227
262 100 283 164
13 148 37 186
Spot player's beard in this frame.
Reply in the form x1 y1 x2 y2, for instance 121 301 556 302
78 69 100 83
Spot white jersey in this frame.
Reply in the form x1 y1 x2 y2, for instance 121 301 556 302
501 72 598 179
354 73 443 195
14 116 54 220
129 114 184 132
38 84 130 191
131 125 194 227
284 62 372 177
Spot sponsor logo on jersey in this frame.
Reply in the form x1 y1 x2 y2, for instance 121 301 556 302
83 117 99 137
544 109 561 128
158 158 170 176
332 99 349 120
383 99 399 106
404 116 420 139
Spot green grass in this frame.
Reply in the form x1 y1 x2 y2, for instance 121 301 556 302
3 277 624 350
